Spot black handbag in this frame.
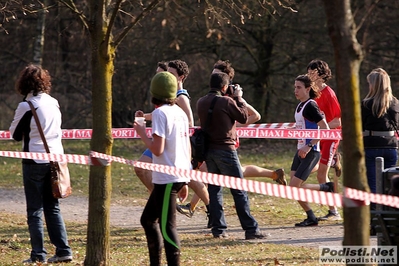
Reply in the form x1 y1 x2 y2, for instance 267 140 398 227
191 96 219 163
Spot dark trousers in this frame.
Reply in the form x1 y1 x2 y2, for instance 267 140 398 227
141 182 185 266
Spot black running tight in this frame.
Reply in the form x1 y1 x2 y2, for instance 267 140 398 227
141 182 185 266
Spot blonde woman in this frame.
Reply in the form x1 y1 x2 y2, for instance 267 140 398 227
362 68 399 195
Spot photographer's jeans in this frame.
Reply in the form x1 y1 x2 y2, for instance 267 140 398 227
365 148 397 194
205 149 259 237
23 163 72 261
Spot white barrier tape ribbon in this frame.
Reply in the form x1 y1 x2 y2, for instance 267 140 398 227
246 122 296 128
0 123 296 140
344 187 399 209
342 188 370 208
122 155 344 207
2 150 398 209
0 151 89 165
90 152 399 208
0 127 342 140
237 128 341 140
93 153 345 206
0 122 296 140
90 156 112 166
0 131 10 139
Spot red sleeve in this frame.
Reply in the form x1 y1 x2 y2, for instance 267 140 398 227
315 86 341 125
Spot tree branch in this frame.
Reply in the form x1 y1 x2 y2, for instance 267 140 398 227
105 0 124 48
113 0 161 48
355 0 380 32
58 0 88 30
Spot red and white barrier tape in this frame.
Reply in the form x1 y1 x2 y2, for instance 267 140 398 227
88 151 343 207
1 150 398 209
0 127 342 140
0 131 10 139
344 187 399 209
236 128 341 140
87 152 395 208
0 150 89 165
0 123 297 139
246 122 296 128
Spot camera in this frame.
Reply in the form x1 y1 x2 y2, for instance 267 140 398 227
226 84 240 96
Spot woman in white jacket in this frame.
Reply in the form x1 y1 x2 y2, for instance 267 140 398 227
9 64 73 264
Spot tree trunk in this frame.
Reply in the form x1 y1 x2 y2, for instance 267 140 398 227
84 1 114 265
246 14 274 121
322 0 370 257
32 0 48 65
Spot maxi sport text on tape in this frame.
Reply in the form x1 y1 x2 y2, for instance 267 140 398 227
0 123 343 140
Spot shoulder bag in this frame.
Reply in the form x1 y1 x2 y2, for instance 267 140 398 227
27 101 72 199
191 96 219 163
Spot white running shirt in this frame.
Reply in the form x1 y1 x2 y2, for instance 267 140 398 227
151 104 191 184
294 99 320 151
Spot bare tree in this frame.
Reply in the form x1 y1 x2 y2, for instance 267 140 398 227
322 0 370 255
59 0 161 264
32 0 49 65
6 0 397 264
57 1 297 263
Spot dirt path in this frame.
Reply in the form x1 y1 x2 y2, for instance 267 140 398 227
0 188 376 248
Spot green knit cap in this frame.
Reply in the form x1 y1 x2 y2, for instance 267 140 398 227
150 72 177 100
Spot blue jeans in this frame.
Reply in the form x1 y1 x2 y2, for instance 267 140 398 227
22 163 72 261
205 149 259 237
365 148 397 193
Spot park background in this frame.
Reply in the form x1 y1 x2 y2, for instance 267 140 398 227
0 1 397 265
0 1 398 130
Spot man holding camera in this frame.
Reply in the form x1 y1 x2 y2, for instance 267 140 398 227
196 72 265 239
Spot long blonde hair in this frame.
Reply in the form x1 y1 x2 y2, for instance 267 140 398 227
363 68 393 118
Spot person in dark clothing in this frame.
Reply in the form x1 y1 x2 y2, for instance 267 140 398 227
196 72 265 240
176 60 286 221
389 175 399 196
388 175 399 197
362 68 399 194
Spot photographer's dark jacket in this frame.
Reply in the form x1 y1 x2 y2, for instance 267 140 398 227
196 91 248 151
361 98 399 149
